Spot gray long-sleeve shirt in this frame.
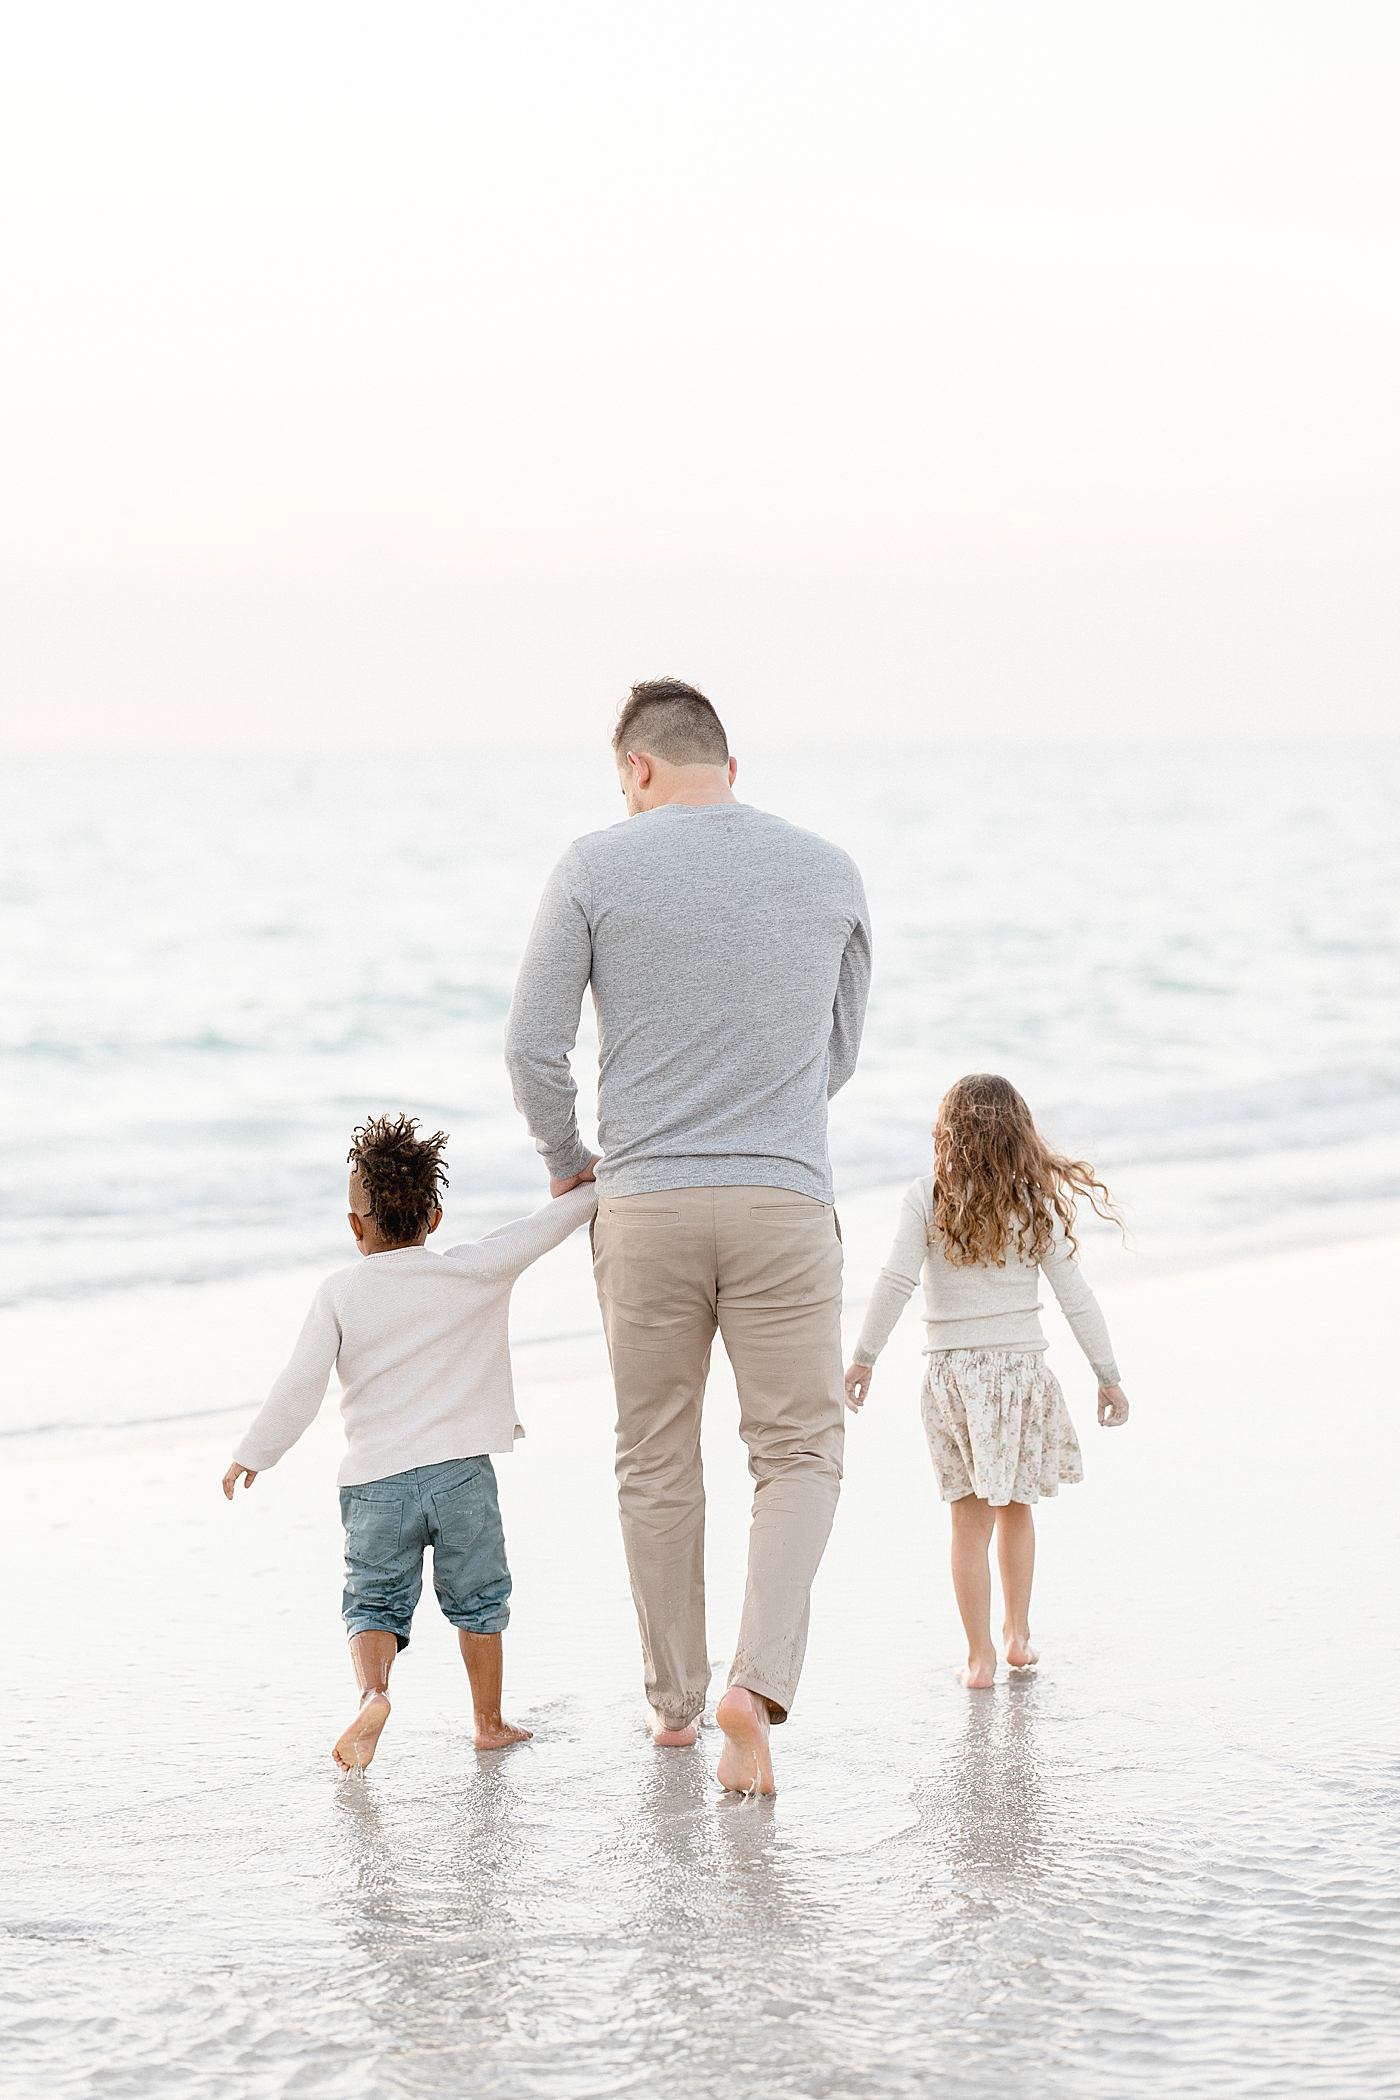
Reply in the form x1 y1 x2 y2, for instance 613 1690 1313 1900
505 802 872 1203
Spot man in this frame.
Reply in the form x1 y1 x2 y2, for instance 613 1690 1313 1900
505 679 871 1794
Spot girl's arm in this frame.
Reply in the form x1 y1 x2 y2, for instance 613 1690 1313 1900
847 1186 928 1404
225 1280 344 1487
1039 1235 1121 1388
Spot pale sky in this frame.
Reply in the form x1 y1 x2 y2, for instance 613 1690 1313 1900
2 1 1397 750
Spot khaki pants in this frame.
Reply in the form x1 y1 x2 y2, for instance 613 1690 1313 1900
592 1185 845 1727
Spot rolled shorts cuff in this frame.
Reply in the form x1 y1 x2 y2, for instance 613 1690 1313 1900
344 1615 413 1651
441 1607 511 1636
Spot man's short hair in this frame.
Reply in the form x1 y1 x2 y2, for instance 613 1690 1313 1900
612 679 730 768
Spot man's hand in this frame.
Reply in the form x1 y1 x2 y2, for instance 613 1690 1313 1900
1097 1384 1129 1427
844 1363 873 1412
550 1154 599 1198
222 1462 258 1499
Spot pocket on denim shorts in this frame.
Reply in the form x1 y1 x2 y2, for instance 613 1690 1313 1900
343 1490 404 1569
427 1471 486 1546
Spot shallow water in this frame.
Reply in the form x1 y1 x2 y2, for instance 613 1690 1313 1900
6 1239 1399 2097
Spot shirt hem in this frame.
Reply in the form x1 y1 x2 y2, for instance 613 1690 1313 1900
596 1159 833 1203
923 1340 1050 1356
335 1435 522 1488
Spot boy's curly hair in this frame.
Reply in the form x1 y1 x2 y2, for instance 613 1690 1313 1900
931 1074 1123 1268
347 1115 449 1245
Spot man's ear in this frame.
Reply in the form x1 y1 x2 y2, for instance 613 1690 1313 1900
728 756 738 786
626 751 651 790
428 1208 443 1236
348 1211 366 1244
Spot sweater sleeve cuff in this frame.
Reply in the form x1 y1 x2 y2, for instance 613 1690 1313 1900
231 1441 275 1471
851 1333 883 1367
539 1135 594 1179
1093 1362 1120 1387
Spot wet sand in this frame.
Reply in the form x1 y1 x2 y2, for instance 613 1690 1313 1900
5 1210 1399 2097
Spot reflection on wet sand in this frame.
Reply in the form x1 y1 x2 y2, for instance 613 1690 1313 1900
927 1677 1048 1884
328 1722 842 2094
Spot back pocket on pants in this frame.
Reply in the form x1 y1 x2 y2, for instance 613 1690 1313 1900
343 1493 405 1570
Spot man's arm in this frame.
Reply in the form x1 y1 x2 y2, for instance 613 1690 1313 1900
504 846 596 1182
827 864 872 1097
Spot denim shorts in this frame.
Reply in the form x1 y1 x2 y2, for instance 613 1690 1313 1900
339 1455 511 1650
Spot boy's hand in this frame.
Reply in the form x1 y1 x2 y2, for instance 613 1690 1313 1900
550 1154 599 1198
1097 1384 1129 1427
222 1462 258 1498
844 1363 873 1412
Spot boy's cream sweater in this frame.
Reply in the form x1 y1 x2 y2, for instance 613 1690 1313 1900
853 1175 1120 1384
232 1185 598 1487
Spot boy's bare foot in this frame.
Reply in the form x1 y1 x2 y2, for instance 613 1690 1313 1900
715 1686 776 1796
333 1689 391 1770
1005 1635 1039 1669
647 1707 699 1747
958 1653 997 1689
474 1715 533 1750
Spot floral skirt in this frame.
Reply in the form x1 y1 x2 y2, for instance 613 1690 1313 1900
921 1348 1083 1507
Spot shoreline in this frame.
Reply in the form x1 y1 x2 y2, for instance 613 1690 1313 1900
5 1210 1398 1449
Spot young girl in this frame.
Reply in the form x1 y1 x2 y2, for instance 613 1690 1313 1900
845 1074 1129 1688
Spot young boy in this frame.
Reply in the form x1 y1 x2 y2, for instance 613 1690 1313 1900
222 1114 597 1772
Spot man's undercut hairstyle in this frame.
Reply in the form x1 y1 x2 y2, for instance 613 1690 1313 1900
612 678 730 769
348 1114 449 1244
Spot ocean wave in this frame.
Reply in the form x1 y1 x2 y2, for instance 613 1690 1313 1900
3 744 1397 1310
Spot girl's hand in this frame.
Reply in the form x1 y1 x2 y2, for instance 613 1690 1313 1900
844 1363 873 1412
222 1462 258 1499
1097 1384 1129 1427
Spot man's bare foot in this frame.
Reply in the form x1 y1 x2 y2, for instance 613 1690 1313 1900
647 1707 699 1747
474 1715 533 1750
715 1686 776 1796
1005 1634 1039 1669
958 1653 997 1689
333 1689 391 1770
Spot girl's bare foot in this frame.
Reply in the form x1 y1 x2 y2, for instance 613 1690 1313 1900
647 1707 699 1747
1005 1634 1039 1669
333 1689 391 1770
715 1687 776 1795
958 1652 997 1689
474 1716 533 1750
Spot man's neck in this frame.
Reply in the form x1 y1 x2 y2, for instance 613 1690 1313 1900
639 762 738 811
653 780 738 808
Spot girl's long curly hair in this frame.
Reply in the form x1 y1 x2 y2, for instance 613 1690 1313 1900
348 1114 449 1244
930 1074 1121 1267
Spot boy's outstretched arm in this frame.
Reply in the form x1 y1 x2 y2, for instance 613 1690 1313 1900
458 1179 599 1282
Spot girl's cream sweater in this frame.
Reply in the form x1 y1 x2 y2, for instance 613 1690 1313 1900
853 1175 1120 1384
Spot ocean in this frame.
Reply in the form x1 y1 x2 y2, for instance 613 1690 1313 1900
3 739 1397 1348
